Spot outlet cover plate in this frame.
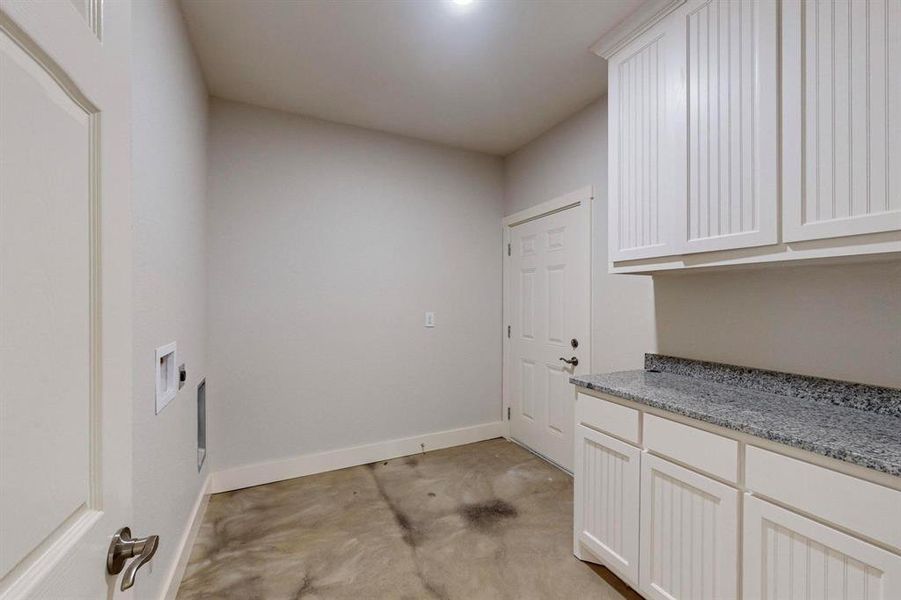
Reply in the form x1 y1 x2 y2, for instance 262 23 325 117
155 342 178 414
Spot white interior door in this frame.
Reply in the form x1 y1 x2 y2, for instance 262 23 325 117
1 1 133 597
506 200 589 471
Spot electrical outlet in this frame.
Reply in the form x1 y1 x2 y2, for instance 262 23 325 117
424 312 436 327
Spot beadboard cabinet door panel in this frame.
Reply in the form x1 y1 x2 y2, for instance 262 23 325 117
639 453 739 600
608 20 682 262
573 425 641 586
744 495 901 600
675 0 779 254
783 0 901 241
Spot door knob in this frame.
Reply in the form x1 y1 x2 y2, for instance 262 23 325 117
559 356 579 367
107 527 159 591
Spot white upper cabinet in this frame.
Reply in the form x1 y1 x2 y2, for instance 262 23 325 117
599 0 901 271
607 0 779 261
674 0 779 254
607 19 682 261
782 0 901 241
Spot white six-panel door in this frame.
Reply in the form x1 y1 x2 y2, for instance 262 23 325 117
508 201 589 471
782 0 901 242
573 425 640 584
639 452 739 600
0 1 133 597
744 495 901 600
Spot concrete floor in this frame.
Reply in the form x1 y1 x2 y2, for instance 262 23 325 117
177 438 640 599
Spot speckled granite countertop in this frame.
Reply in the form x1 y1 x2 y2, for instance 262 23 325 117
571 355 901 477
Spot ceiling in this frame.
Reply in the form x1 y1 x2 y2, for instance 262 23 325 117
179 0 642 155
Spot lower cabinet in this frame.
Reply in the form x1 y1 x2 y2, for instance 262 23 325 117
573 425 640 584
743 495 901 600
638 453 739 600
574 393 901 599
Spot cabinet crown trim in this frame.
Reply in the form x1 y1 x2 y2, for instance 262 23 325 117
590 0 686 59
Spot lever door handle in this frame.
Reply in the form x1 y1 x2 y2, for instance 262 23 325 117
107 527 159 591
559 356 579 367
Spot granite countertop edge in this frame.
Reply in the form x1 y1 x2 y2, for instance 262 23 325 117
571 373 901 478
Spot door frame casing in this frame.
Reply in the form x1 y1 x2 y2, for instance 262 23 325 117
501 186 593 445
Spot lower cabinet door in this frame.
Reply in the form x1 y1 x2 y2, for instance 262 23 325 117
743 495 901 600
639 453 739 600
573 424 640 585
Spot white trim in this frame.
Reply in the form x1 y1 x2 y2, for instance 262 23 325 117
209 421 505 494
610 231 901 274
502 223 512 435
162 475 212 600
501 185 593 227
589 0 687 59
502 186 593 456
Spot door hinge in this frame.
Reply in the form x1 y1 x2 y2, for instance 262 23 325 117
507 406 511 420
507 325 511 338
507 243 511 256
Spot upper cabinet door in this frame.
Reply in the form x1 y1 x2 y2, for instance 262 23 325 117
783 0 901 242
608 0 779 262
608 19 682 261
674 0 779 254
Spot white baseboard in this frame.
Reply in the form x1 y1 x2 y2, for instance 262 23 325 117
210 421 505 494
162 474 212 600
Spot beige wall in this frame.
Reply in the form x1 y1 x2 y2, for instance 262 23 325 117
655 261 901 388
131 1 209 597
206 99 505 472
128 0 209 598
504 98 658 373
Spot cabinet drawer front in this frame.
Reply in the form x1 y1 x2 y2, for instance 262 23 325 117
639 453 739 600
643 414 738 483
574 425 641 585
576 393 640 444
746 446 901 551
743 495 901 600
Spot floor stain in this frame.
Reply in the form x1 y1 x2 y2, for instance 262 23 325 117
293 574 316 599
458 499 518 531
367 463 426 548
176 439 640 600
423 580 451 600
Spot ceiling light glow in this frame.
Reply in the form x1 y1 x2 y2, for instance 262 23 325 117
453 0 474 5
